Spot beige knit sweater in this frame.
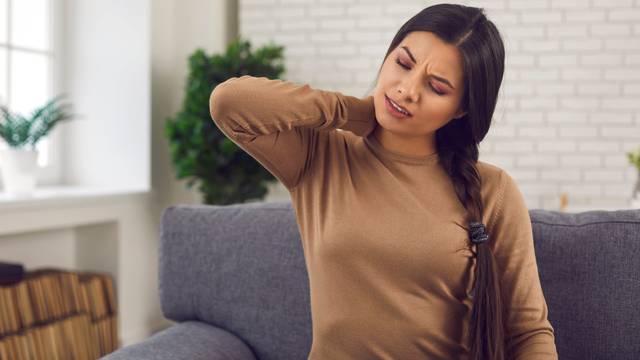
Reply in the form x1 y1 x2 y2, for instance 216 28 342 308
209 75 558 360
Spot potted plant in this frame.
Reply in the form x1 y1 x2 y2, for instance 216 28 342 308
0 94 75 196
165 35 286 205
628 147 640 208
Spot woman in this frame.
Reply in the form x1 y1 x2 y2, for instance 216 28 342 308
210 3 558 360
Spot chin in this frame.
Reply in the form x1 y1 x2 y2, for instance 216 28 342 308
373 105 407 131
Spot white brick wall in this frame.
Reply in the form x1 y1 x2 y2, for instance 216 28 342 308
240 0 640 210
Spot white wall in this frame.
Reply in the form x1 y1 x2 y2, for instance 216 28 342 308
61 0 151 190
240 0 640 209
152 0 228 208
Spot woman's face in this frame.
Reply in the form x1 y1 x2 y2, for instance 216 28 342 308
373 31 467 138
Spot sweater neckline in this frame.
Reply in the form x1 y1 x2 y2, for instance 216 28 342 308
364 132 440 165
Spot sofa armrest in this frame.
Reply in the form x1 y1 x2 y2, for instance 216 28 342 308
100 321 257 360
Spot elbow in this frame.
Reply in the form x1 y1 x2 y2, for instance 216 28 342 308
209 82 230 124
209 76 245 123
209 85 220 122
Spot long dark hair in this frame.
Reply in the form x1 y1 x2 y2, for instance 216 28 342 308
370 4 506 359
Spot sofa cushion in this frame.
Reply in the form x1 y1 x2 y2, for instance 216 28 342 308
101 321 256 360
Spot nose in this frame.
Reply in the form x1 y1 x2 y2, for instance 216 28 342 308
398 73 421 103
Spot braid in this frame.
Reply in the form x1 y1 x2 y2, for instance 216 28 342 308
438 125 505 360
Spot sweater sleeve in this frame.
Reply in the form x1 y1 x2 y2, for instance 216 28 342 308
487 170 558 360
209 75 377 190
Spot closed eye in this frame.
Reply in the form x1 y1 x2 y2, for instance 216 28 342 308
395 58 445 96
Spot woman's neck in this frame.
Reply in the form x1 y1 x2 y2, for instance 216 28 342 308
372 125 437 156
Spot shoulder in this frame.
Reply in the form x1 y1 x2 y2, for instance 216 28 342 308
476 160 520 193
476 160 508 200
476 161 525 228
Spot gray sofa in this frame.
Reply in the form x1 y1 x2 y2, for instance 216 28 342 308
102 201 640 360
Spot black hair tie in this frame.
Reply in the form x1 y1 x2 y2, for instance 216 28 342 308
468 221 489 245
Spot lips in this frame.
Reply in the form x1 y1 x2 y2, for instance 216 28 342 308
384 94 411 116
385 94 411 116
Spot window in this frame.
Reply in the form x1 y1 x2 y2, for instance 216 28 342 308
0 0 59 173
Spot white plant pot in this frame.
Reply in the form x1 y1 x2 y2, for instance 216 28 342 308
0 147 39 196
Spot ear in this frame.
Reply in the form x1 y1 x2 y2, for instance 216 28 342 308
454 108 467 120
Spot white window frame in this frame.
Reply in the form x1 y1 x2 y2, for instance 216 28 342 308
0 0 64 185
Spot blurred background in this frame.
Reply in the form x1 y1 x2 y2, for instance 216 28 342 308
0 0 638 355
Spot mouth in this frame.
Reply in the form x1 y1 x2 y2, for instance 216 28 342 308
384 94 412 118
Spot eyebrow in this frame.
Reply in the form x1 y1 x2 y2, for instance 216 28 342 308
400 45 456 90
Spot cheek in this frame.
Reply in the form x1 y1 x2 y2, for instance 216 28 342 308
413 101 459 127
378 64 403 87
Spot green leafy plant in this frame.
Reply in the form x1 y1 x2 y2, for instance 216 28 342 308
164 35 286 205
628 148 640 171
0 94 75 150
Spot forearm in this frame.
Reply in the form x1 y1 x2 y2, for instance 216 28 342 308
209 75 376 142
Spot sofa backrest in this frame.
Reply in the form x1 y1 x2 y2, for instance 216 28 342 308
530 208 640 359
159 202 640 360
158 201 312 360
